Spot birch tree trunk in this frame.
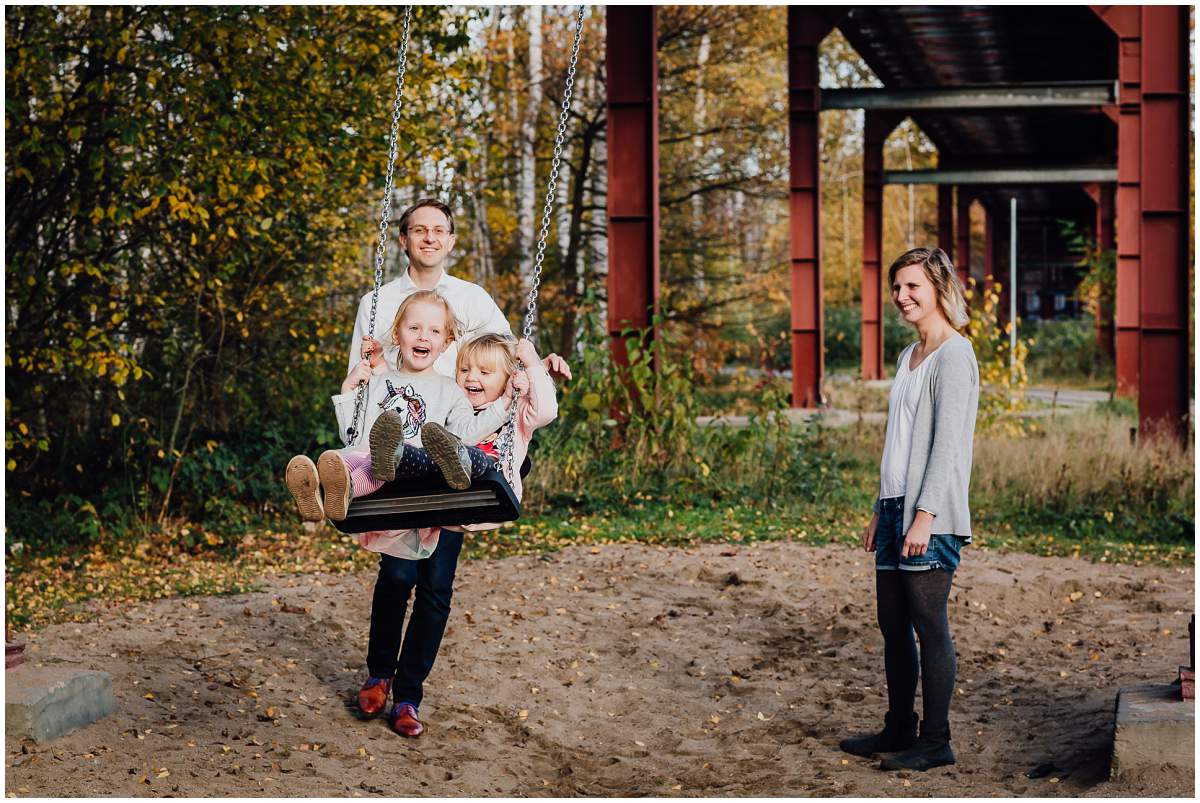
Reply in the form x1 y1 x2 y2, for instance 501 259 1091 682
689 34 713 295
518 5 543 289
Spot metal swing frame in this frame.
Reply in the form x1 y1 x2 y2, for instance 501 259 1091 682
331 6 586 534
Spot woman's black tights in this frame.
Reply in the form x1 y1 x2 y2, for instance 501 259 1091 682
876 569 956 730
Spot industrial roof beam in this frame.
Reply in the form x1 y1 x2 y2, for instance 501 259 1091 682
820 82 1117 110
883 167 1117 185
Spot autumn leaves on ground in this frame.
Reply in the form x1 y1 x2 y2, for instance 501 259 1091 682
6 540 1194 797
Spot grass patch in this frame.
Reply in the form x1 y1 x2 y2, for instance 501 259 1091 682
7 400 1191 633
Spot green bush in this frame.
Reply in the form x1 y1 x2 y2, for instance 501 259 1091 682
527 321 860 512
1022 315 1112 382
825 304 912 372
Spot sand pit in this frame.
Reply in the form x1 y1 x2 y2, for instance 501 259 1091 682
5 540 1194 796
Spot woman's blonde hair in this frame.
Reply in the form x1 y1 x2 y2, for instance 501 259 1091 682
390 289 463 348
887 247 969 330
456 333 517 382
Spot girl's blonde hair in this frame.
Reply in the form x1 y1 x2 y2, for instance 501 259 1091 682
456 333 518 382
390 289 463 348
887 247 969 330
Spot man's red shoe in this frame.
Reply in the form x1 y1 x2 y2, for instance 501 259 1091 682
357 677 392 717
389 702 424 738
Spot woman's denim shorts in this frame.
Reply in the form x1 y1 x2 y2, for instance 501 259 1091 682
875 496 964 573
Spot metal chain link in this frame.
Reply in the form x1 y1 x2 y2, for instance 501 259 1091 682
347 6 414 441
498 5 587 478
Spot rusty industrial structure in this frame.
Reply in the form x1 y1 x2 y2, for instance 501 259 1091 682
605 5 1191 439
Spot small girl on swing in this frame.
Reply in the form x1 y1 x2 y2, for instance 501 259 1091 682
355 330 558 558
284 289 512 525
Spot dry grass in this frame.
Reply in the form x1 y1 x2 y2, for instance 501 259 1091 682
822 375 891 413
971 410 1193 519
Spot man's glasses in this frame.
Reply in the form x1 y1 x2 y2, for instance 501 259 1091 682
407 225 450 239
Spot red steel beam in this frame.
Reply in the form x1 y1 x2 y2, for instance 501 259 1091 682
862 111 901 380
937 185 954 256
788 8 839 406
1094 5 1141 397
1136 5 1189 438
1084 181 1117 359
983 202 996 298
955 188 972 294
606 6 660 367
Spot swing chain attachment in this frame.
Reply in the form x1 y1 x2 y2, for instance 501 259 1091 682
498 5 587 479
348 6 415 442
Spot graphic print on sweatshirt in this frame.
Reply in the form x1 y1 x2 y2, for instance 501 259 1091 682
377 379 427 439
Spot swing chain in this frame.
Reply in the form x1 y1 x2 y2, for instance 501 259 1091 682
499 5 587 479
348 6 415 442
522 3 586 344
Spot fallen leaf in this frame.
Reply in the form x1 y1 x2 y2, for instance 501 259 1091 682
517 709 529 720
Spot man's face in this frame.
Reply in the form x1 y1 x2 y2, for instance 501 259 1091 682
399 206 456 272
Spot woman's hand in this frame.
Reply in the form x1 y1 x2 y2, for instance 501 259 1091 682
341 359 373 395
361 336 385 369
863 512 880 552
901 510 935 558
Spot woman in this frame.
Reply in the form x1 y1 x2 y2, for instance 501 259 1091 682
839 247 979 772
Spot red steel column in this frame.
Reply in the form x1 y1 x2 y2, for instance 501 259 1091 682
788 9 836 406
983 202 996 297
937 185 954 256
955 188 972 294
862 111 900 380
1136 5 1188 438
606 6 660 367
1095 5 1141 397
1084 182 1117 359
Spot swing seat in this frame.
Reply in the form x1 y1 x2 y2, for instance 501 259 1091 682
328 467 521 533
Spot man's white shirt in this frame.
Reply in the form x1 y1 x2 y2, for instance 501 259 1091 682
348 268 513 377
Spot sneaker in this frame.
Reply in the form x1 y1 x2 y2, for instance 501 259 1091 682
285 455 324 522
840 710 918 757
879 722 955 772
357 676 392 717
316 450 352 521
389 701 424 738
369 410 406 482
421 422 472 490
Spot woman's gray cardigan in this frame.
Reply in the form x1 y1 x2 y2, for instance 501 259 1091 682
874 334 980 542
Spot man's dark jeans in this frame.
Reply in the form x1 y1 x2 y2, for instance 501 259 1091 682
366 529 464 707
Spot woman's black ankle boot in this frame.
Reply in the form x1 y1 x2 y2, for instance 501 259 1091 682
879 721 955 771
839 710 918 757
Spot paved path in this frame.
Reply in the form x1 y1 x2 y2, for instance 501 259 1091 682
697 383 1195 429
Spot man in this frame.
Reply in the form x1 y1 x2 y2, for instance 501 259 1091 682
346 198 567 740
348 198 511 376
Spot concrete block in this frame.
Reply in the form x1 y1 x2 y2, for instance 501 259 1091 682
5 664 117 742
1111 684 1195 779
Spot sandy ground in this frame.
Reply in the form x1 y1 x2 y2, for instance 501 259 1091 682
5 540 1195 797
